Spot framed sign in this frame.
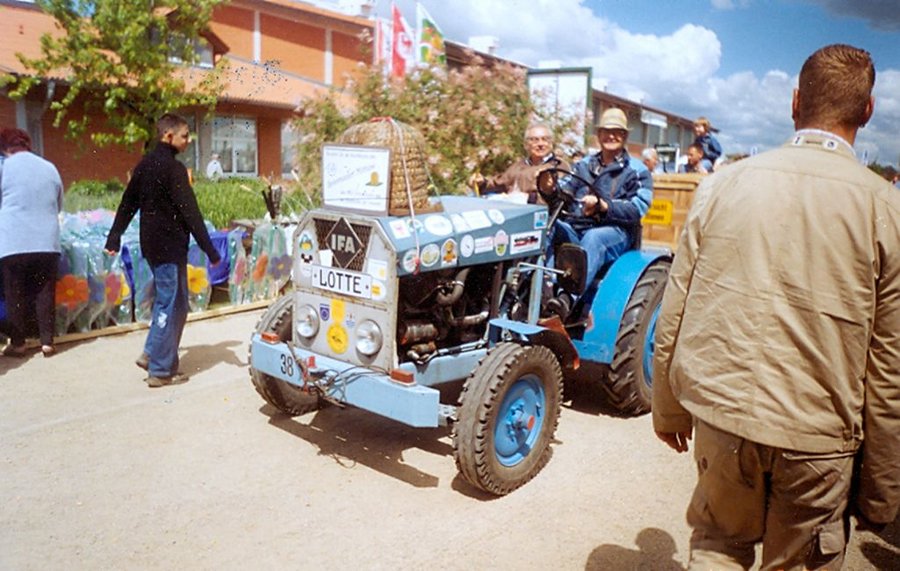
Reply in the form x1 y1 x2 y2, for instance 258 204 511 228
322 144 391 215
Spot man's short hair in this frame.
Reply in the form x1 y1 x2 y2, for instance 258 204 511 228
524 122 552 140
156 113 189 139
688 143 703 154
642 148 658 161
795 44 875 130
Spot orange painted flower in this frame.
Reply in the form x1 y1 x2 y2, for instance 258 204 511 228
187 264 210 294
252 253 269 283
56 274 89 310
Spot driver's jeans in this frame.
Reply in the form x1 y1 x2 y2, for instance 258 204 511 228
550 221 632 296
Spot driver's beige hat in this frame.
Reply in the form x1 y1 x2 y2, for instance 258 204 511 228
597 108 629 131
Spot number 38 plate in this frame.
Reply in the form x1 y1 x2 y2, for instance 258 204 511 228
310 265 372 299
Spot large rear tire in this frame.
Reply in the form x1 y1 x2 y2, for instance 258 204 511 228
604 259 670 416
249 295 321 416
453 343 562 495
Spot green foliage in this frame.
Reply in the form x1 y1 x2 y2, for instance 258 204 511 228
64 177 312 229
293 53 582 198
8 0 226 149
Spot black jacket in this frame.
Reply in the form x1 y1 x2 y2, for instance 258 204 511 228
105 142 220 266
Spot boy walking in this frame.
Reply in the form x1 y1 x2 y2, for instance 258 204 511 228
105 114 221 387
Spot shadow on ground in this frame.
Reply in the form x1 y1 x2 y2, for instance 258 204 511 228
586 527 684 570
859 516 900 569
262 404 452 490
179 340 244 376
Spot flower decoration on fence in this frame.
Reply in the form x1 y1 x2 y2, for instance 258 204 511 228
252 252 269 283
187 264 210 294
104 272 129 305
230 255 247 286
88 274 106 305
268 254 292 282
55 274 90 310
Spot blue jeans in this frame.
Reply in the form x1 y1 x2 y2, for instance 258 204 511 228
144 262 188 378
550 221 632 290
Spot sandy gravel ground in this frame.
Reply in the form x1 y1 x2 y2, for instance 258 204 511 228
1 308 897 570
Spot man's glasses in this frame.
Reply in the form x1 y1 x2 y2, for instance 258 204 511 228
526 135 551 143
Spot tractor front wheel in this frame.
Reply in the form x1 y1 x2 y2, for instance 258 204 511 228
453 343 562 495
249 295 321 416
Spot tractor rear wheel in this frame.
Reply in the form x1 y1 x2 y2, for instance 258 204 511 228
604 259 671 416
249 295 321 416
453 343 562 495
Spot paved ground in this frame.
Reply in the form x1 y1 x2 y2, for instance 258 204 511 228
1 308 897 570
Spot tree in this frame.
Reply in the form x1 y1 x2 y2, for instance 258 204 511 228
6 0 226 149
292 50 582 198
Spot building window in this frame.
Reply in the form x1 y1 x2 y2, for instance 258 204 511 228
212 116 257 176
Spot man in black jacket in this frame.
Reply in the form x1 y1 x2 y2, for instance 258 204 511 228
105 113 221 387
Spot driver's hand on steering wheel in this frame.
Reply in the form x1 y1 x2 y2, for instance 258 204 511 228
582 195 608 216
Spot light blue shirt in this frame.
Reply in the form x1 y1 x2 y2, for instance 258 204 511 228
0 151 64 259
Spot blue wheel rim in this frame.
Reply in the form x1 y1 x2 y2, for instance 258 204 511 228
494 374 546 467
642 303 662 388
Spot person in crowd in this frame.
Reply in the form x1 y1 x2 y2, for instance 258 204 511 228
205 152 224 180
641 148 659 173
893 173 900 189
652 44 900 570
469 122 569 204
0 128 64 358
692 116 722 172
105 114 221 387
678 144 708 174
550 108 652 294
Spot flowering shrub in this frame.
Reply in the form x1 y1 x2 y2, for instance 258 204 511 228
293 54 581 200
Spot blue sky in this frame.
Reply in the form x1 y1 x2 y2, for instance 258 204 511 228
378 0 900 166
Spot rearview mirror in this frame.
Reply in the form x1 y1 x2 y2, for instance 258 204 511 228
556 244 587 295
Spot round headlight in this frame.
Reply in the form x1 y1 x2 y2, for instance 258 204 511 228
296 304 319 339
355 319 383 356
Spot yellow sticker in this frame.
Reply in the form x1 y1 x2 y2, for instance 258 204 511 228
327 323 349 354
331 298 345 322
642 199 674 226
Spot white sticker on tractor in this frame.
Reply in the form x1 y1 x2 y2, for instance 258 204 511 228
487 209 505 225
389 219 410 239
461 210 491 230
474 236 494 254
401 250 419 273
424 215 453 237
460 234 475 258
421 244 440 267
441 239 458 267
366 258 388 281
494 230 509 257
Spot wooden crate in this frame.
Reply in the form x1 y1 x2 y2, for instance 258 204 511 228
641 173 705 250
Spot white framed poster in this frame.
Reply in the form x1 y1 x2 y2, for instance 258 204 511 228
321 144 391 215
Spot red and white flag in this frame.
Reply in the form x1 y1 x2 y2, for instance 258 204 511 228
391 3 414 78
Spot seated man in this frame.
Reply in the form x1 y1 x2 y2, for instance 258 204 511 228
470 122 569 204
678 143 708 173
549 108 652 296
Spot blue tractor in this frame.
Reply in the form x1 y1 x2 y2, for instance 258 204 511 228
248 168 671 495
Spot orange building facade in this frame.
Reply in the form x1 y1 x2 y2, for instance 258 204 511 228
0 0 373 186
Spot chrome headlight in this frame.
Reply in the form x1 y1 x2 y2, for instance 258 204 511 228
355 319 383 356
296 304 320 339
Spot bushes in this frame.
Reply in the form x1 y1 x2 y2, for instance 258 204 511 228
64 177 314 229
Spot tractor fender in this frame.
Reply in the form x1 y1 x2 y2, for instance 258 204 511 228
488 318 580 372
577 248 673 364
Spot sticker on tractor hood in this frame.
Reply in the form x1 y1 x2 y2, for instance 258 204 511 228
510 231 542 255
310 265 372 299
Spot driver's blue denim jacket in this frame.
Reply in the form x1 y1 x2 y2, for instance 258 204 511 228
556 151 653 239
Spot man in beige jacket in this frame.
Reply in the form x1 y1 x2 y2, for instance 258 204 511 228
652 44 900 570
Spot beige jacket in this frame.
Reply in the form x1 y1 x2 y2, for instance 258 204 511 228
484 154 570 203
652 131 900 524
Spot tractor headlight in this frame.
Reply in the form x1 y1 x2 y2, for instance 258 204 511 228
355 319 383 356
296 304 320 339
